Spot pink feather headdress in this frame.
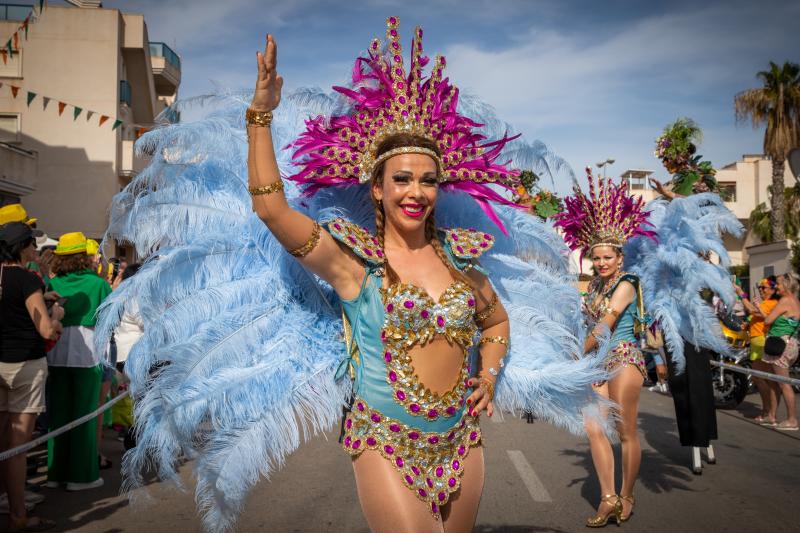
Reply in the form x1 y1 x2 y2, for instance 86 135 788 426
285 16 524 233
554 167 656 259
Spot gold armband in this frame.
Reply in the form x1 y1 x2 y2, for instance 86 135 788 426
475 293 498 323
248 181 284 196
478 335 509 347
288 222 321 258
246 108 273 127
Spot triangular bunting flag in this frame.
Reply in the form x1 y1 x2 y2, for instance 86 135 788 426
13 32 18 50
39 0 45 14
0 50 6 65
42 96 50 111
6 39 12 57
86 110 95 122
112 120 123 131
10 85 19 98
26 91 36 106
73 106 82 120
23 17 30 40
98 115 109 127
58 101 66 115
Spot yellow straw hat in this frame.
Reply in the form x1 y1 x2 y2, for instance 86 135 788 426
0 204 38 226
55 232 88 255
86 238 100 256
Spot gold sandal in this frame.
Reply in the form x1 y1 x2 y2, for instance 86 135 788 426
619 494 635 522
586 494 622 528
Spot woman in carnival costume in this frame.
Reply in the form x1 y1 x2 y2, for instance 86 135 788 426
95 17 609 532
556 168 656 527
556 163 743 525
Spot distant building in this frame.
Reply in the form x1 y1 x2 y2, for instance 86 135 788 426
0 2 180 258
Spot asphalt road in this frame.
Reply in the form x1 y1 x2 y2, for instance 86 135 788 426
10 389 799 533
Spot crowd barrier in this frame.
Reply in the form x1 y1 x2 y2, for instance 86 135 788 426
0 390 131 462
709 360 800 387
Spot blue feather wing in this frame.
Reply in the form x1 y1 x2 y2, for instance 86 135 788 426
624 194 744 371
96 91 349 532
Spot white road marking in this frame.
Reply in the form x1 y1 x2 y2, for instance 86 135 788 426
507 450 552 502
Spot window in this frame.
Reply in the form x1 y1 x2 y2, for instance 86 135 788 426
0 113 20 142
0 47 22 78
718 181 737 202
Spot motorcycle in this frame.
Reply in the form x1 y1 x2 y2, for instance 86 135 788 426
711 314 752 409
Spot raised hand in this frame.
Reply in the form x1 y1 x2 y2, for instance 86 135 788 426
251 34 284 112
649 177 676 199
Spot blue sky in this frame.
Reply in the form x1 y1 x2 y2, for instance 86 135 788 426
101 0 800 191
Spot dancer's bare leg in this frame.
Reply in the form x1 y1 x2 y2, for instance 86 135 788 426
442 446 484 533
353 450 444 533
585 382 615 515
608 365 644 517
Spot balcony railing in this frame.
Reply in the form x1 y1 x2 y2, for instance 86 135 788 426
0 3 32 21
119 80 132 107
149 42 181 70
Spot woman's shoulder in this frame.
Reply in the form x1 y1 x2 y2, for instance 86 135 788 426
438 227 495 261
322 217 384 265
608 273 639 294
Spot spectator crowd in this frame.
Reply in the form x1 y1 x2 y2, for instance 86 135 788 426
0 203 141 532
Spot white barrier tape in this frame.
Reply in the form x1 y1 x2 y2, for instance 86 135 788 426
710 360 800 387
0 390 131 462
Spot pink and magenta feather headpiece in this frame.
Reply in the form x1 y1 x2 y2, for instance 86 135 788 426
555 167 656 259
286 16 523 233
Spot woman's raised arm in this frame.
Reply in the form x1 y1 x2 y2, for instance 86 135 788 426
247 35 362 298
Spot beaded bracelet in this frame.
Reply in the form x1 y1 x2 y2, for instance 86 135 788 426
288 222 321 258
246 108 273 127
478 335 509 347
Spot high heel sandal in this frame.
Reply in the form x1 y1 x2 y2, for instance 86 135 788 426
586 494 622 528
619 494 635 523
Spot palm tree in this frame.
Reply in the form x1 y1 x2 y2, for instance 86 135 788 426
748 185 800 242
735 61 800 241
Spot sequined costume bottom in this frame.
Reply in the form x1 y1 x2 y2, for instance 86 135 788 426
342 397 482 517
594 341 647 386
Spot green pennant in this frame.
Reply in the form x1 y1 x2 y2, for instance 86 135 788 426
73 106 82 120
38 0 44 14
6 39 12 57
26 91 36 107
112 119 122 130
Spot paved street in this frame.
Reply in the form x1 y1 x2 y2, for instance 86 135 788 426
14 389 799 533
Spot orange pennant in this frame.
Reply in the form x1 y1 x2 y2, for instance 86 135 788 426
10 85 19 98
0 50 7 65
99 115 109 127
58 101 67 115
13 32 19 50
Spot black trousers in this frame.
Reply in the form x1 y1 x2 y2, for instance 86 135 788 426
667 342 718 447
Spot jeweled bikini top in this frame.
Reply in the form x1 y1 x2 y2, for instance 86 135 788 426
325 217 495 421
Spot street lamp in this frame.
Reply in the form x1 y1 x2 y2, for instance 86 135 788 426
595 158 615 179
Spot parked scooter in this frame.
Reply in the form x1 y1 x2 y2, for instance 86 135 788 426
712 315 752 409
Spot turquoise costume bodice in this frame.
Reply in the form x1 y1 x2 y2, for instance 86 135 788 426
340 273 472 433
610 299 638 346
586 272 641 345
324 217 494 516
